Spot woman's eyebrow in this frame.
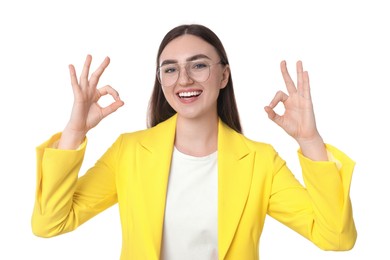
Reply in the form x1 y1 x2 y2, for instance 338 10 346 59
160 54 211 66
160 59 177 66
186 54 211 62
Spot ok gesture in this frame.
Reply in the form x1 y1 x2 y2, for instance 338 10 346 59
264 61 327 160
59 55 124 149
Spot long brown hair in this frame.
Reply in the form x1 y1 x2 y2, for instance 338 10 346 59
147 24 242 133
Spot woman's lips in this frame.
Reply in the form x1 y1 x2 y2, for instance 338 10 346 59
176 90 203 103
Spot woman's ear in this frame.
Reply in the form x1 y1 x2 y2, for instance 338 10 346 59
220 65 230 89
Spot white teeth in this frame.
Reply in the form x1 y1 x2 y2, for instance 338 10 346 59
178 91 202 98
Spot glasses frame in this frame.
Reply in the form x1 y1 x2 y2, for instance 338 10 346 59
157 60 222 87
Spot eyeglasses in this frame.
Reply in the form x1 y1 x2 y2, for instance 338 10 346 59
157 59 222 87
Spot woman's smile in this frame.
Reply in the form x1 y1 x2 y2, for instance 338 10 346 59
177 89 203 103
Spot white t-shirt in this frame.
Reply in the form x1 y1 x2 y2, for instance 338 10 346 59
161 147 218 260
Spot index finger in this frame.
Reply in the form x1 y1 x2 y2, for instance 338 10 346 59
80 54 93 86
89 56 111 87
280 60 297 95
68 64 80 93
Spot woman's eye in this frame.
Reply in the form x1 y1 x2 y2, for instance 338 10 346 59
163 66 178 74
192 62 208 70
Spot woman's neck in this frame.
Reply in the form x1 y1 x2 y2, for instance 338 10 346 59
175 114 219 157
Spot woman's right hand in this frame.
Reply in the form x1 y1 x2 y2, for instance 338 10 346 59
58 55 124 149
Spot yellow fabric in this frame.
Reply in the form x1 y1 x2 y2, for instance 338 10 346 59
32 114 357 260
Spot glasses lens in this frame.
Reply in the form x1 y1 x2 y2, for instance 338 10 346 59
187 60 210 83
158 64 179 87
158 60 212 87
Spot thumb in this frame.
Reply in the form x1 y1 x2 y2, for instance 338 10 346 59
264 106 283 127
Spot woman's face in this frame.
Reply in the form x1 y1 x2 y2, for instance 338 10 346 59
158 34 229 121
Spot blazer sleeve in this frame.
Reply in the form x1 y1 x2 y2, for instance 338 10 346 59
267 144 357 251
31 133 120 238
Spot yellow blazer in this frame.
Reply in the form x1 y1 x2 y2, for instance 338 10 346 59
32 114 357 259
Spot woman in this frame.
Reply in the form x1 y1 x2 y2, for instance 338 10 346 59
32 24 357 259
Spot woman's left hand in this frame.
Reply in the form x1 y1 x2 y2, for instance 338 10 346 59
264 60 327 160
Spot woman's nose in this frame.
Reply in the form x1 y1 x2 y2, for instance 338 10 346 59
177 66 194 86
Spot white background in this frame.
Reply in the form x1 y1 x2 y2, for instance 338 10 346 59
1 0 389 259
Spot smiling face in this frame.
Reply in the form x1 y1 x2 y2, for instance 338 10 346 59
158 34 230 121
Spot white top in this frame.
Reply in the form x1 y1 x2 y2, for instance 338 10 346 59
161 147 218 260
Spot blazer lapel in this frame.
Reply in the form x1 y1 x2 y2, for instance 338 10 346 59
136 115 177 258
217 120 254 259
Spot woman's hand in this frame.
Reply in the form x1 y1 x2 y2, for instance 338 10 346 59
264 60 327 161
59 55 124 149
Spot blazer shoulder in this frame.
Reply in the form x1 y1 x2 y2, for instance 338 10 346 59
116 127 158 148
116 115 177 148
248 137 278 156
235 131 277 155
219 120 277 156
120 128 151 141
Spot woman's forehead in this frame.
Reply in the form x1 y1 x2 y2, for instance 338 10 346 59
159 35 218 62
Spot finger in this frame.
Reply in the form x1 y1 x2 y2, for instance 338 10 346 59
280 60 297 95
302 70 311 99
97 85 121 101
268 90 289 109
101 99 125 119
89 56 111 87
296 60 304 94
68 64 80 95
80 54 92 86
264 106 283 128
97 85 124 118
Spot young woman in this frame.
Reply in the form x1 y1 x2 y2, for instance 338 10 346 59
32 24 357 259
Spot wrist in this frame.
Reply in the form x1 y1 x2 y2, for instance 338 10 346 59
297 135 328 161
58 128 87 150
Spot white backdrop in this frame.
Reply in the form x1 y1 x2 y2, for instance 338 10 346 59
1 0 388 259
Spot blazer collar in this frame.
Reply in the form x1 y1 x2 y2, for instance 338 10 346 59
217 119 254 259
135 115 177 258
137 114 254 259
